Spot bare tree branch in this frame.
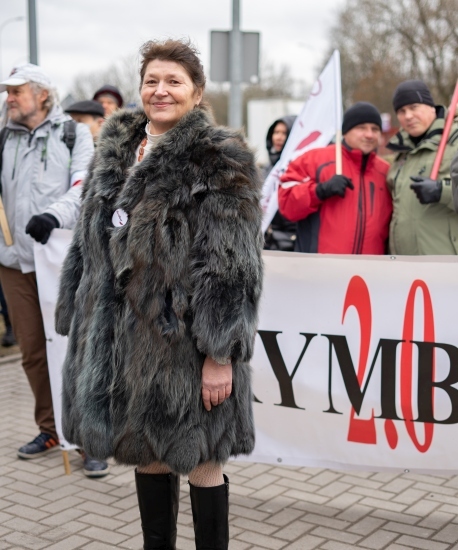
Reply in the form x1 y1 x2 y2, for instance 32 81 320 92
68 54 141 106
323 0 458 114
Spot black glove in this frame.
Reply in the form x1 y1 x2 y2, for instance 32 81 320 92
316 175 354 200
25 213 59 244
410 176 442 204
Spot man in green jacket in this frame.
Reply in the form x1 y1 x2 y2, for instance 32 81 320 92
387 80 458 255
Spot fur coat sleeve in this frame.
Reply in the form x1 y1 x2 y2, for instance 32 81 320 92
55 218 83 336
55 152 98 336
190 169 264 363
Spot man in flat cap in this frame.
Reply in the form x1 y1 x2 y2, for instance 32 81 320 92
65 100 105 144
387 80 458 255
93 84 123 117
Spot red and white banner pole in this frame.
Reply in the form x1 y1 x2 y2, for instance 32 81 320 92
334 51 343 175
430 80 458 180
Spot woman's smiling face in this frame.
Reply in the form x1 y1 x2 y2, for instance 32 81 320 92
141 59 202 135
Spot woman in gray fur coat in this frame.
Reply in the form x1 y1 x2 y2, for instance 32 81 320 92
55 39 263 550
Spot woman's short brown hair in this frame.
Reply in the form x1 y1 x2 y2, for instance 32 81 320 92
139 39 206 93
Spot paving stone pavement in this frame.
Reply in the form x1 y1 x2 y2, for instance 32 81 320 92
1 354 458 550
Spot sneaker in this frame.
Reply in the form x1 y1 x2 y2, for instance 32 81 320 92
1 326 16 347
80 451 110 478
17 433 59 459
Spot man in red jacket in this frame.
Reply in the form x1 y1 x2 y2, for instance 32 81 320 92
279 102 392 254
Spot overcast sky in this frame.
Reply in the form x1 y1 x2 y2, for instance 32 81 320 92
0 0 345 99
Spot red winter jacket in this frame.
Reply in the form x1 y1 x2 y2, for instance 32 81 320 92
279 144 392 254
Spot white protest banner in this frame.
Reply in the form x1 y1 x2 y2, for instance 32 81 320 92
34 230 76 452
34 231 458 474
261 50 342 233
250 252 458 474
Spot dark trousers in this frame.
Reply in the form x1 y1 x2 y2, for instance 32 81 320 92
0 283 11 329
0 266 57 439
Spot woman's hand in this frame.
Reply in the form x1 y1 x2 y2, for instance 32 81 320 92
201 356 232 411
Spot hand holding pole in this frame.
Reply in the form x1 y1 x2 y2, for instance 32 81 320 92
430 80 458 180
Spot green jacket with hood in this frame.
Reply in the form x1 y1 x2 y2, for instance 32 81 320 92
387 107 458 255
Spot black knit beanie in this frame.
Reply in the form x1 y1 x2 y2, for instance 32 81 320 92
392 80 434 112
342 102 382 135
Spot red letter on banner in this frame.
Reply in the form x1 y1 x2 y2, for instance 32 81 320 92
401 280 435 452
344 276 377 444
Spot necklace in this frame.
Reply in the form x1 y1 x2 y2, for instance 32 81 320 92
137 137 147 162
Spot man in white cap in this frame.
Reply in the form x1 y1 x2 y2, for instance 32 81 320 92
0 63 109 476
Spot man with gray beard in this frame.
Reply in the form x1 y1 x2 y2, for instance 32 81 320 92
0 63 108 476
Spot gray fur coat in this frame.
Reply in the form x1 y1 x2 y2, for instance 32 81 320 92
55 106 263 473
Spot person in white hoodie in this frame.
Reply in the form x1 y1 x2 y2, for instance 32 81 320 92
0 63 108 476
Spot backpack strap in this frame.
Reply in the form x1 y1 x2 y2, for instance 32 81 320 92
0 128 11 194
62 120 77 155
0 121 77 184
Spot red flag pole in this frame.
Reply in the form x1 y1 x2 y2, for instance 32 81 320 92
430 80 458 180
335 130 342 175
334 50 343 175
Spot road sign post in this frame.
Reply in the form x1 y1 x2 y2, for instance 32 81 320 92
210 0 260 129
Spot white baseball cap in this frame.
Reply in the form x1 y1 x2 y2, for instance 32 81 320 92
0 63 53 93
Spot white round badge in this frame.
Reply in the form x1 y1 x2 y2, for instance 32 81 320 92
112 208 129 227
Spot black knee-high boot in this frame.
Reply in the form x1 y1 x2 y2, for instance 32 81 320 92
135 469 180 550
189 475 229 550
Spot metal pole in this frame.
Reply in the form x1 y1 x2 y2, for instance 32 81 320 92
228 0 242 129
28 0 38 65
